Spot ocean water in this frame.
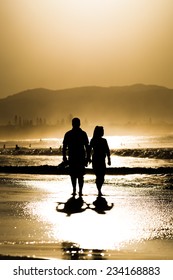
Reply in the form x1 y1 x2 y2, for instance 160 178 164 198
0 134 173 168
0 135 173 259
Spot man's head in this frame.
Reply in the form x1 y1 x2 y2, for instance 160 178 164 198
72 117 80 128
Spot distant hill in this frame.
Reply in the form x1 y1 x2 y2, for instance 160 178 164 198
0 84 173 136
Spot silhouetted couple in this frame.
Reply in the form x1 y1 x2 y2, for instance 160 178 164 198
62 117 111 196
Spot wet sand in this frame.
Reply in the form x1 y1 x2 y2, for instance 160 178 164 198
0 173 173 260
0 240 173 260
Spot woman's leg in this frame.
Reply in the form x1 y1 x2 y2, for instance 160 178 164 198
78 174 84 196
96 173 105 196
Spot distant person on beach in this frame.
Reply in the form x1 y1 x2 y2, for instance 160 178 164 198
15 144 20 150
89 126 111 196
62 117 90 196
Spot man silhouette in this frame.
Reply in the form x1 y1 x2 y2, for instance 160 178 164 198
62 117 89 196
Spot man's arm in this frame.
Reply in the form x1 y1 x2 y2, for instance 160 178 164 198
62 134 68 162
84 133 90 166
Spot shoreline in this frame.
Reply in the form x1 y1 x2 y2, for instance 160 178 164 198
0 165 173 175
0 254 46 260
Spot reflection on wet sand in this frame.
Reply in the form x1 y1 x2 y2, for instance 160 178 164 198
90 196 114 214
56 196 89 216
55 196 114 259
56 196 114 216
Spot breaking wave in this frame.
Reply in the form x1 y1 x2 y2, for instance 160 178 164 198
0 147 173 160
112 148 173 160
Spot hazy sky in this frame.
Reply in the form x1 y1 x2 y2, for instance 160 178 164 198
1 0 173 97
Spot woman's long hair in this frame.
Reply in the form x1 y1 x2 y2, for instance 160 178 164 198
93 126 104 139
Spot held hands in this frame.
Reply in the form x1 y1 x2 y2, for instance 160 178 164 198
85 157 92 167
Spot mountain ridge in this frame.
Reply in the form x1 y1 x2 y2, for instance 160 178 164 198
0 84 173 132
2 83 171 101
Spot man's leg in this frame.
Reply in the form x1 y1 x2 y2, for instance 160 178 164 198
70 175 77 196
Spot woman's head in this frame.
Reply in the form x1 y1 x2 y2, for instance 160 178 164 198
93 126 104 138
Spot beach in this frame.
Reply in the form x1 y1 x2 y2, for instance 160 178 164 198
0 172 172 260
0 136 173 260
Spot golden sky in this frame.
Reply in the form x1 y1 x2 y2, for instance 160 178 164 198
0 0 173 97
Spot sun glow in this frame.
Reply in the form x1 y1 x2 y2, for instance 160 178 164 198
28 196 147 251
23 175 146 251
2 0 172 94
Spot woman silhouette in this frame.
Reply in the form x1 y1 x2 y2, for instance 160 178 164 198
90 126 111 196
